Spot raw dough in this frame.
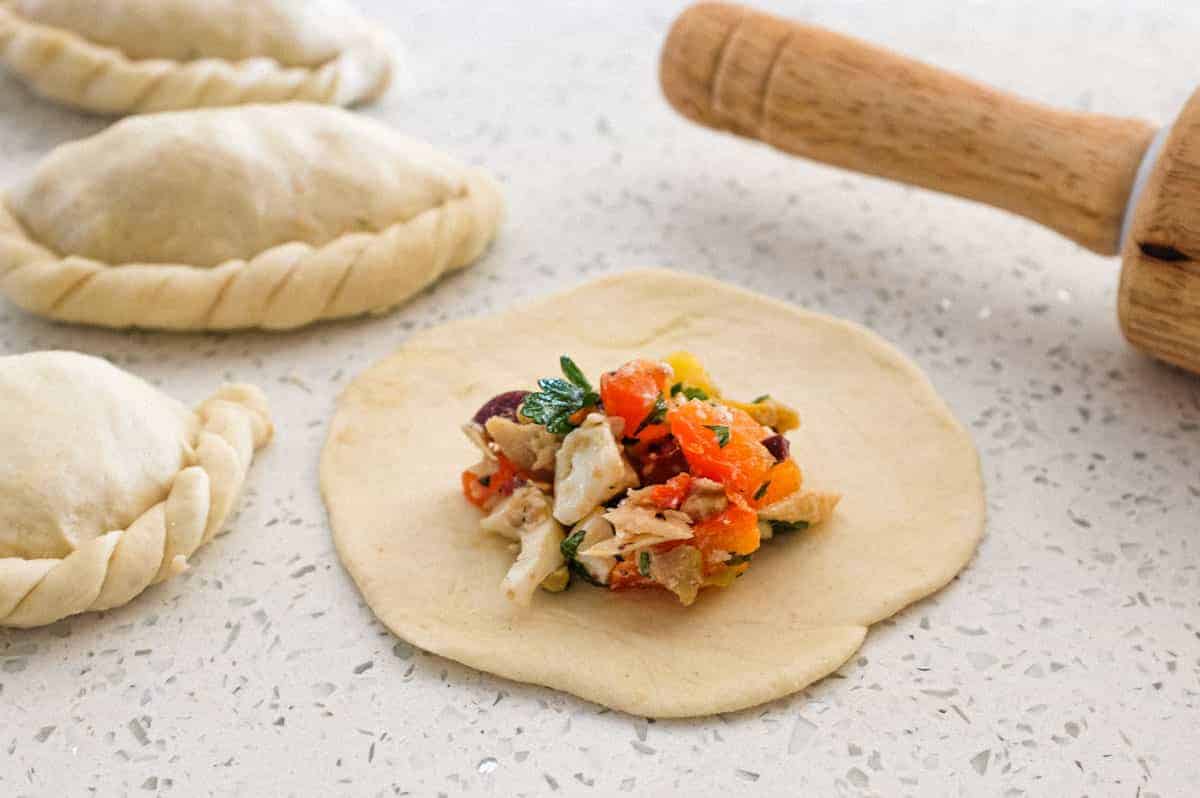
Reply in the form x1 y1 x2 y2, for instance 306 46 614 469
0 0 394 114
321 269 985 718
0 103 504 331
0 351 273 628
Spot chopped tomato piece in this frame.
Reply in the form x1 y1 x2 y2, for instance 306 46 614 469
600 359 673 442
608 560 657 591
753 458 803 508
649 474 691 509
692 493 760 562
628 435 690 485
667 400 776 499
460 454 520 509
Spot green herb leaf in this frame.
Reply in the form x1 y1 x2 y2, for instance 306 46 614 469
560 355 594 393
561 528 587 560
521 357 600 435
753 481 770 501
671 382 709 401
561 528 605 586
637 551 652 576
752 394 771 404
769 519 810 535
726 553 753 566
705 424 731 447
634 394 668 435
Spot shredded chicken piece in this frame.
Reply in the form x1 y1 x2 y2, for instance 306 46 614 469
461 421 498 477
568 509 618 584
583 503 693 558
758 490 841 526
621 484 661 507
605 504 693 541
485 416 560 474
679 477 727 522
646 545 703 605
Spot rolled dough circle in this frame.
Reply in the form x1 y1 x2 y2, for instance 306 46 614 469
321 269 985 717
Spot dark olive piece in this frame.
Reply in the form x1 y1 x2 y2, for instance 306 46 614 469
761 434 790 463
472 390 530 425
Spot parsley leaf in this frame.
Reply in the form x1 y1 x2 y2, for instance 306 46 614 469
637 551 652 576
670 382 709 401
634 394 668 435
753 481 770 501
521 356 600 434
705 424 731 447
559 355 594 393
561 528 604 586
561 528 587 560
752 394 771 404
769 520 810 535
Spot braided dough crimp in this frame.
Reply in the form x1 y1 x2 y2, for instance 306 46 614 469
0 0 395 114
0 103 504 331
0 351 273 628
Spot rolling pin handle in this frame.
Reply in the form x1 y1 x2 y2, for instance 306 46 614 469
660 2 1158 256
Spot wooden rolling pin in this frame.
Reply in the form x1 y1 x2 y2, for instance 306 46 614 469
660 2 1200 376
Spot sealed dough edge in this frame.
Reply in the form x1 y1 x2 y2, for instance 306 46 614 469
0 167 503 331
0 4 394 114
321 268 986 718
0 378 274 628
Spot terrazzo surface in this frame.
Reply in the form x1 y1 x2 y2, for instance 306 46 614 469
2 1 1198 796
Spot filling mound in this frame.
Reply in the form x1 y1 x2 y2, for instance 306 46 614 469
460 352 840 606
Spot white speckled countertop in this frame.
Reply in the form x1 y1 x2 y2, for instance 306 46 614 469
2 1 1198 796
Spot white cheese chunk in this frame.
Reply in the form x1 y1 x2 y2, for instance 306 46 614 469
501 516 566 607
552 413 638 525
480 485 566 606
480 485 548 541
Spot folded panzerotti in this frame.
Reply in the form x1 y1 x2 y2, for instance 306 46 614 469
0 351 273 628
0 0 396 114
0 103 504 331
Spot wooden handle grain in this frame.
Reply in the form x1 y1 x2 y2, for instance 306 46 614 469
660 2 1158 255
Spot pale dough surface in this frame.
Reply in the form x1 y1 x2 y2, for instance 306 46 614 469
321 269 986 718
0 0 394 113
0 351 274 628
0 103 504 330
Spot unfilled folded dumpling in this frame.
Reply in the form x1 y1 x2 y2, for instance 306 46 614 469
0 0 395 114
0 103 504 330
0 351 273 628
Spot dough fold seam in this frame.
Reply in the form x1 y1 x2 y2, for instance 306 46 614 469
0 4 394 113
0 384 273 628
0 170 504 330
